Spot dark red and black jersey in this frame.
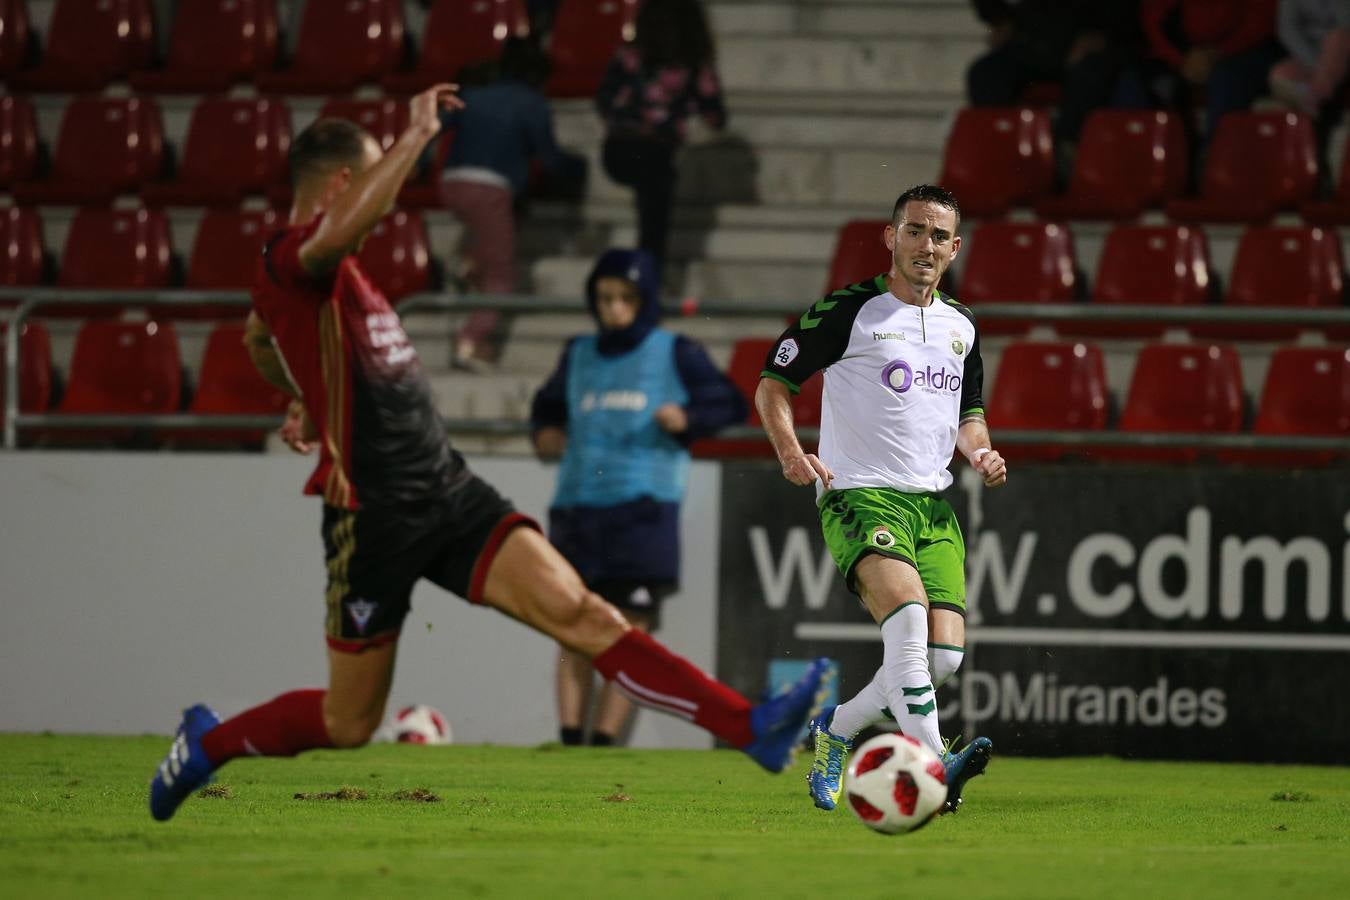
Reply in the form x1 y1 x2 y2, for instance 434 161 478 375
251 218 465 509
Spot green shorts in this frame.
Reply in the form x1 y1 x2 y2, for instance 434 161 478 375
819 487 966 614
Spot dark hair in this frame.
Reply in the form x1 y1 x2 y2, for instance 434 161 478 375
457 36 551 88
635 0 715 69
288 118 375 187
891 184 961 228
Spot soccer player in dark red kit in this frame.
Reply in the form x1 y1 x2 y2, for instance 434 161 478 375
148 83 830 821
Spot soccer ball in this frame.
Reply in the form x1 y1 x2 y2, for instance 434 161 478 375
383 704 452 745
844 732 947 834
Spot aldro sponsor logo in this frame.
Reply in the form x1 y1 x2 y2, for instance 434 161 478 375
881 359 962 395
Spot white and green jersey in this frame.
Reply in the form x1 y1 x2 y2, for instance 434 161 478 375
762 274 985 496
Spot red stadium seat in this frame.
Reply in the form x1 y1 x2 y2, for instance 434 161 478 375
1036 110 1187 220
0 0 34 79
987 340 1108 460
1219 346 1350 467
824 220 891 293
1110 342 1244 463
142 98 292 208
130 0 278 93
174 208 281 319
546 0 641 98
1062 225 1213 339
187 209 280 290
0 206 46 289
55 208 173 318
1167 112 1319 223
957 221 1077 334
937 108 1054 218
1301 137 1350 225
255 0 405 94
691 337 818 458
0 95 39 189
385 0 530 94
165 323 288 448
10 0 156 92
13 96 165 205
0 320 53 414
50 320 182 445
357 211 433 302
1193 226 1345 340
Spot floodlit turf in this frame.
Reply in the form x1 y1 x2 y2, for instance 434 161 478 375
1 735 1347 899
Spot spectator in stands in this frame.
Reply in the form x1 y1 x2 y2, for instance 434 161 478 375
530 248 747 747
966 0 1143 180
1269 0 1350 119
1125 0 1283 149
436 36 585 369
596 0 726 270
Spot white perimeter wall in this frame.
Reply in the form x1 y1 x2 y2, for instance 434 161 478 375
0 452 721 749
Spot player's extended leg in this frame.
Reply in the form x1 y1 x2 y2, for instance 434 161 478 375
928 608 991 813
148 644 397 822
555 643 594 745
481 527 831 772
855 555 944 756
589 612 653 745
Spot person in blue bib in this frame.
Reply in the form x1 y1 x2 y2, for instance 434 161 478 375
530 248 747 746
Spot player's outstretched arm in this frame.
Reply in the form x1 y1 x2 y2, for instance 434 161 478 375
957 416 1006 487
300 84 464 275
756 377 833 488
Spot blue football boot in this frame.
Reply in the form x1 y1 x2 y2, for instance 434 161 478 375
744 658 834 773
149 703 221 821
805 705 851 810
940 735 993 813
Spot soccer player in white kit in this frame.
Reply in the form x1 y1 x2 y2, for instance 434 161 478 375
755 184 1008 814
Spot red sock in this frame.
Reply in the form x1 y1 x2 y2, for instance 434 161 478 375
592 630 754 747
201 689 333 767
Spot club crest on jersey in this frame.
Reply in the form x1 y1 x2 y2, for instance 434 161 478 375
952 338 965 356
870 527 896 549
346 598 377 635
773 338 799 367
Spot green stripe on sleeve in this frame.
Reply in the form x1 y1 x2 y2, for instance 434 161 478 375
759 370 801 395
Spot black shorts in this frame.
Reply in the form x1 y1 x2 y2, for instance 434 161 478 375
321 473 538 652
591 580 676 631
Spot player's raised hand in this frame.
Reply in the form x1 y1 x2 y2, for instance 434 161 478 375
408 83 464 136
973 447 1007 487
782 452 834 489
279 400 317 455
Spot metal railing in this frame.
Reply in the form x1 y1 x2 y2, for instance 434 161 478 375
5 287 1350 453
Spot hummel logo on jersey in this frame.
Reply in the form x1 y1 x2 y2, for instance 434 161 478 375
346 598 377 634
872 332 906 341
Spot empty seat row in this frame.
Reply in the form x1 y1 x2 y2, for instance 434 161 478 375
0 206 432 316
1 319 288 448
700 338 1350 465
827 219 1347 340
0 0 632 99
0 94 456 209
941 107 1350 225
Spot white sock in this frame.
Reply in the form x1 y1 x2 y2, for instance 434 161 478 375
827 667 891 740
880 602 943 756
928 644 964 688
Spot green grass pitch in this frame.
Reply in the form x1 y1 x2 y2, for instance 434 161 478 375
1 734 1346 899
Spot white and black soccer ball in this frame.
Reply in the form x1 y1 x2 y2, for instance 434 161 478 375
381 704 452 745
844 732 946 834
